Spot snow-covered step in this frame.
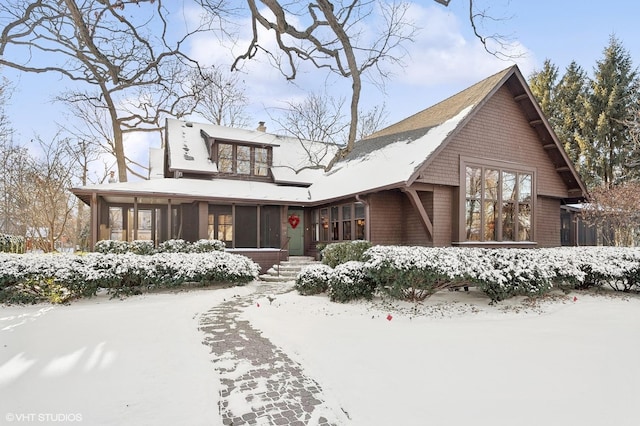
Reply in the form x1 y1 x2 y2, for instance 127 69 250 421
259 256 321 283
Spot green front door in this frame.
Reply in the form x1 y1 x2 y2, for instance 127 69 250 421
287 208 304 256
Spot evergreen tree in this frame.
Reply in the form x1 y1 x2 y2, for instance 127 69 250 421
555 61 589 169
529 59 560 121
577 36 638 187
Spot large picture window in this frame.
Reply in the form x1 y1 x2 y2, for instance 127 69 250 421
464 163 533 243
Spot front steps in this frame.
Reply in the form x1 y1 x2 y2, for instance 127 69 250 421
259 256 321 283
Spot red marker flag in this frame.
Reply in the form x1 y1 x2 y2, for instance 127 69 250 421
386 314 393 321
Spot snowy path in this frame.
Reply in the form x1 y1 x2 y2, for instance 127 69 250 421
199 282 350 425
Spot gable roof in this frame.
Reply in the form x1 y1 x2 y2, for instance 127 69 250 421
73 66 586 205
306 65 586 202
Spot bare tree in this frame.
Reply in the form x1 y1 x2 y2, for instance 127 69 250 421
0 74 10 143
191 66 250 128
0 0 213 182
198 0 417 166
358 102 389 140
581 183 640 246
10 136 77 252
276 93 348 145
57 92 150 180
0 141 31 236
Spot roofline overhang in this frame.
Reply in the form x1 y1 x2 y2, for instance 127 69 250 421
406 67 518 186
407 66 588 199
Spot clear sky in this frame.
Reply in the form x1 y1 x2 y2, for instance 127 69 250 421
3 1 640 175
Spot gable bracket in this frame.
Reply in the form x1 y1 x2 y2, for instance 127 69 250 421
401 188 433 239
513 93 528 102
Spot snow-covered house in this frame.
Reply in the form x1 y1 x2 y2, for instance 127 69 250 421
72 66 587 271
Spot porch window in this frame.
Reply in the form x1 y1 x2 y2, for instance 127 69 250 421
464 163 533 242
208 206 233 245
355 203 366 240
342 205 352 240
331 206 339 240
108 207 124 240
312 202 367 242
319 208 330 241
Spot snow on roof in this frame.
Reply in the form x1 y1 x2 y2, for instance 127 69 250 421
148 147 164 179
306 106 474 201
166 119 218 174
77 177 312 204
166 118 337 185
76 106 473 205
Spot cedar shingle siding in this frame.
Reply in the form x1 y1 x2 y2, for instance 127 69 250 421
419 86 567 196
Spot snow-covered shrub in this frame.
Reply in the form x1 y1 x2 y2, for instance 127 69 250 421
295 264 333 295
94 239 130 254
156 239 190 253
364 246 466 301
0 234 25 253
96 238 226 255
190 239 226 252
322 240 372 268
328 261 375 303
568 247 640 292
468 249 557 302
129 240 155 255
0 253 95 303
0 251 260 304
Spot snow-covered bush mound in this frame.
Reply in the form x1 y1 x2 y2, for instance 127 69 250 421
295 246 640 303
95 238 226 255
0 251 259 304
0 233 25 253
295 264 333 295
328 261 376 303
321 240 372 268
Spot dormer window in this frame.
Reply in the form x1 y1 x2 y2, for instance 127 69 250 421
215 142 272 177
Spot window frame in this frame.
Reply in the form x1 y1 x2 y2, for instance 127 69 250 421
459 157 536 245
312 202 367 243
213 140 272 178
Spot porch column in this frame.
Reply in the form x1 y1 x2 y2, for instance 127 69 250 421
167 199 172 240
91 192 98 250
198 201 208 240
133 197 139 241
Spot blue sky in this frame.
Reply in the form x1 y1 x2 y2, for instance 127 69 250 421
3 1 640 173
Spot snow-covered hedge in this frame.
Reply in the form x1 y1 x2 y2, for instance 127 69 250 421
94 238 226 255
295 264 333 295
0 251 259 304
321 240 372 268
0 234 25 254
328 261 376 303
295 246 640 303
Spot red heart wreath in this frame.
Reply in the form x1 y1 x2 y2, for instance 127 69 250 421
288 214 300 229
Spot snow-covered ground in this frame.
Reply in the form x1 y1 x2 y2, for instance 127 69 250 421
2 282 640 426
243 286 640 426
1 285 253 426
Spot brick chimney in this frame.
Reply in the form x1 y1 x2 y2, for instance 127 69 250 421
257 121 266 132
